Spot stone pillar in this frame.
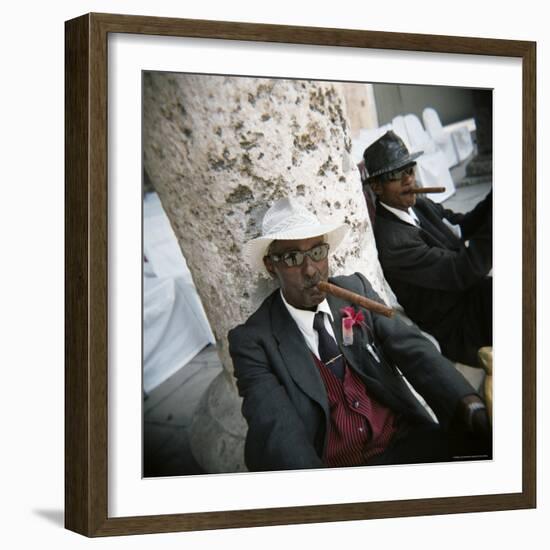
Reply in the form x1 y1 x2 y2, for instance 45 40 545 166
143 73 395 472
341 83 379 138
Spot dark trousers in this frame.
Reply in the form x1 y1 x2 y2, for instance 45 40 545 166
433 276 493 366
366 422 492 466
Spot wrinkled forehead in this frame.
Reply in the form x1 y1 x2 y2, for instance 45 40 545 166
268 235 325 255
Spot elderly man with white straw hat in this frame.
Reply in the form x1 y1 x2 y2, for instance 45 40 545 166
228 197 491 472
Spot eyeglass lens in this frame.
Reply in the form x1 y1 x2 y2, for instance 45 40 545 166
386 165 415 181
276 243 330 267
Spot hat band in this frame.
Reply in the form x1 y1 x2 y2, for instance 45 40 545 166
367 151 422 178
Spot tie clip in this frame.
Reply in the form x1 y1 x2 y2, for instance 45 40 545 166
325 354 343 366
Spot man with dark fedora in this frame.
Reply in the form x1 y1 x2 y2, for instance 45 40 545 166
228 197 490 472
363 130 492 366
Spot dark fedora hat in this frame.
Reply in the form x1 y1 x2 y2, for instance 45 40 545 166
363 130 422 180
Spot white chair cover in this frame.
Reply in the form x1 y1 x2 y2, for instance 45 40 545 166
422 107 459 168
391 115 412 150
143 192 215 393
404 113 437 155
414 152 456 202
451 125 475 162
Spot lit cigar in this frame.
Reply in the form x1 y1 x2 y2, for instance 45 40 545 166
317 281 394 318
411 187 446 194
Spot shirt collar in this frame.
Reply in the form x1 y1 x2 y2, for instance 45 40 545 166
280 289 333 335
380 201 419 227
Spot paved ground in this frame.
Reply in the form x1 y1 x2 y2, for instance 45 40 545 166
143 344 222 477
143 161 492 477
444 180 491 214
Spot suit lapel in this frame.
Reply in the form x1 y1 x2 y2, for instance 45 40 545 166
270 284 384 415
326 287 373 378
376 199 459 250
326 283 406 409
414 202 461 249
414 210 452 248
271 292 329 416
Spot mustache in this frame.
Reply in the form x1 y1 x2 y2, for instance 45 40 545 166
303 274 323 289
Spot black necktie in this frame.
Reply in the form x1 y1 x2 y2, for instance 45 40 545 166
411 208 423 228
313 312 345 380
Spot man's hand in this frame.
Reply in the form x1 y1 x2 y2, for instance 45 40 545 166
460 394 491 440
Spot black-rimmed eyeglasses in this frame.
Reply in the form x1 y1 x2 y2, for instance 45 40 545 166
378 164 416 183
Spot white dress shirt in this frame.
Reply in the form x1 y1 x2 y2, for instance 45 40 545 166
380 201 420 226
280 290 336 361
380 201 462 238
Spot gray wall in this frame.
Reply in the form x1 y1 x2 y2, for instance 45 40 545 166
373 84 489 127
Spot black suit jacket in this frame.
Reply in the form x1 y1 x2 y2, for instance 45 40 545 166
373 195 492 342
228 273 476 472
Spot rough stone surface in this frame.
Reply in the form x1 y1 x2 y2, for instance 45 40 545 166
144 74 395 371
342 83 379 138
189 370 248 473
143 74 398 472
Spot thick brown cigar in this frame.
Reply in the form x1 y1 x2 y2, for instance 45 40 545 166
317 281 394 318
411 186 446 194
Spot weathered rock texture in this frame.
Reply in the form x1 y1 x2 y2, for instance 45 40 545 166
189 371 248 473
143 73 395 472
342 83 379 138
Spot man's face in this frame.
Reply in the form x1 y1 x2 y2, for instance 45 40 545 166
371 164 417 211
263 236 329 311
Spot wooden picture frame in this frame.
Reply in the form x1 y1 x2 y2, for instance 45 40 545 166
65 12 536 537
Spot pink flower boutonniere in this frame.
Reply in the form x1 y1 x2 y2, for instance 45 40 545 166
340 306 366 346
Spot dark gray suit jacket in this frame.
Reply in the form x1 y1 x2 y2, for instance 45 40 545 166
228 273 476 472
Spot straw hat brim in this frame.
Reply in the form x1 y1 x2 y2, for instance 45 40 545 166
244 222 349 273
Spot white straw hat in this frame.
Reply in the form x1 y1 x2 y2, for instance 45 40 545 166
244 197 349 273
